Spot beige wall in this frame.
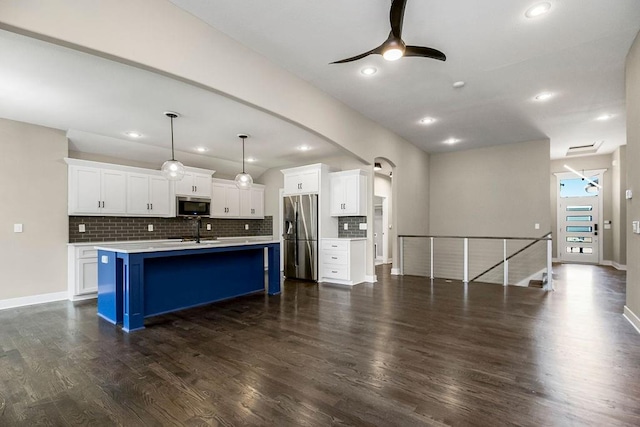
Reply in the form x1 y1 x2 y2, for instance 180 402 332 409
0 118 68 301
429 139 550 237
625 31 640 324
0 0 429 276
550 154 614 261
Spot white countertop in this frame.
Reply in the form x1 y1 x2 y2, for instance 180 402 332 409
69 235 275 247
95 237 279 254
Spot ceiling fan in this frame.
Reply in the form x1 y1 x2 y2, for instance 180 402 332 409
331 0 446 64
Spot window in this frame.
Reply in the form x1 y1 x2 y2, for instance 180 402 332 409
566 215 593 222
567 205 593 211
560 177 599 198
566 236 593 243
566 246 594 254
566 226 593 233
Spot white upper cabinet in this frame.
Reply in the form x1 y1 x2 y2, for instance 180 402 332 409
282 167 319 195
175 171 212 197
127 173 171 217
69 165 126 215
240 186 265 218
329 169 367 217
211 180 240 217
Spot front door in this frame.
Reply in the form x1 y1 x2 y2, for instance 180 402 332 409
557 173 602 264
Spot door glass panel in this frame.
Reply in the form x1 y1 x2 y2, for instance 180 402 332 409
560 177 599 197
566 226 593 233
566 215 593 221
567 205 593 211
566 246 593 254
566 236 592 243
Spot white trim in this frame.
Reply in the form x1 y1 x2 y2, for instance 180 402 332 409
552 257 560 263
0 291 68 311
613 262 627 271
600 260 613 266
391 268 401 275
70 293 98 302
514 268 546 287
385 258 393 264
365 274 377 283
623 306 640 335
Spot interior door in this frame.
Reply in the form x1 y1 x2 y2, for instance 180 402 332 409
558 175 601 263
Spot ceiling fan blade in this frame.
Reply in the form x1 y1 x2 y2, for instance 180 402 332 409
390 0 408 38
404 45 447 61
330 46 382 64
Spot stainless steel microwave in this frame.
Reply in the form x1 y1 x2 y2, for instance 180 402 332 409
176 196 211 217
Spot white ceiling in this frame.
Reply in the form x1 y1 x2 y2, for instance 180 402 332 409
0 29 343 177
171 0 640 159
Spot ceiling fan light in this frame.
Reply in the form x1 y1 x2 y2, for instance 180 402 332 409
383 47 404 61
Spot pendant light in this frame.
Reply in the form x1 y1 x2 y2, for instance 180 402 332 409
160 111 186 181
234 134 253 190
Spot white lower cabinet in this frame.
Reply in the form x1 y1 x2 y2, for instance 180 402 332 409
68 245 99 300
320 238 366 285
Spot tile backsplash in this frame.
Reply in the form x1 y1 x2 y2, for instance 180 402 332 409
338 216 367 238
69 216 273 243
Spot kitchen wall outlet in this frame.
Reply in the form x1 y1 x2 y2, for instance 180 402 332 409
78 224 86 233
359 223 367 230
148 224 154 232
534 223 540 230
626 190 633 200
245 224 249 230
13 224 23 233
343 223 348 230
633 221 640 234
206 223 211 231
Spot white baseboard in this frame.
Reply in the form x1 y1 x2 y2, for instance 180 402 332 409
623 306 640 335
365 275 377 283
552 257 560 263
613 262 627 271
0 291 68 311
386 258 393 264
515 268 545 287
600 260 612 266
391 268 401 276
70 293 98 302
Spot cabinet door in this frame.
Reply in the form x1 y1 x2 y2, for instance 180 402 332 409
283 173 301 195
250 187 264 218
149 176 171 216
71 166 102 214
239 188 252 217
175 173 194 196
330 175 346 216
342 174 359 215
193 174 212 197
127 173 150 215
77 258 98 294
299 170 319 193
225 186 240 217
211 183 228 216
101 170 127 214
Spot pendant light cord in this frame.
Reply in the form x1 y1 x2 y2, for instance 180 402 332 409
242 137 245 173
170 115 175 161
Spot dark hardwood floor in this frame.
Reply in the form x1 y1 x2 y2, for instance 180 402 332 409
1 263 639 426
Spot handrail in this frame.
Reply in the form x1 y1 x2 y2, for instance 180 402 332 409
398 234 551 241
469 232 552 282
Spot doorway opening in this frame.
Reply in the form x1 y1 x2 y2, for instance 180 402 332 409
373 157 394 266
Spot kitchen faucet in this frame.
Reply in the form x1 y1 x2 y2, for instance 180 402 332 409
194 216 202 243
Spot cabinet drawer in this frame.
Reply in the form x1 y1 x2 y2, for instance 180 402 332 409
78 247 98 259
322 240 349 251
322 264 349 280
323 250 348 265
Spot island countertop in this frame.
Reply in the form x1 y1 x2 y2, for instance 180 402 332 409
95 237 278 254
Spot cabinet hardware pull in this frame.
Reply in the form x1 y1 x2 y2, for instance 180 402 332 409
98 201 100 208
331 245 338 247
150 203 153 210
147 203 149 210
102 201 105 208
331 257 337 259
332 271 338 273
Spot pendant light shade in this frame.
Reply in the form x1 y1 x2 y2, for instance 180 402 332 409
235 134 253 190
161 112 186 181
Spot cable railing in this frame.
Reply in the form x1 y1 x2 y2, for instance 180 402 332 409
398 233 553 290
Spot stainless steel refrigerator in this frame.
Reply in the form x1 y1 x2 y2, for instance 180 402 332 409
283 194 318 281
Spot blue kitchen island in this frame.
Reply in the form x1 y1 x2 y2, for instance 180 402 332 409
95 238 280 332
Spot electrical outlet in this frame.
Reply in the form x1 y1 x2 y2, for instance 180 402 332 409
206 223 211 231
245 224 249 230
13 224 23 233
535 223 540 230
148 224 154 232
359 223 367 230
343 223 348 230
79 224 86 233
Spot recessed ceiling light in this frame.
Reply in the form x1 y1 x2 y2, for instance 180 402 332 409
419 117 436 125
534 92 554 101
360 67 377 76
596 114 614 121
374 162 382 171
525 2 551 18
195 147 208 153
246 157 256 163
444 138 460 145
297 145 311 151
452 81 465 88
125 131 142 138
